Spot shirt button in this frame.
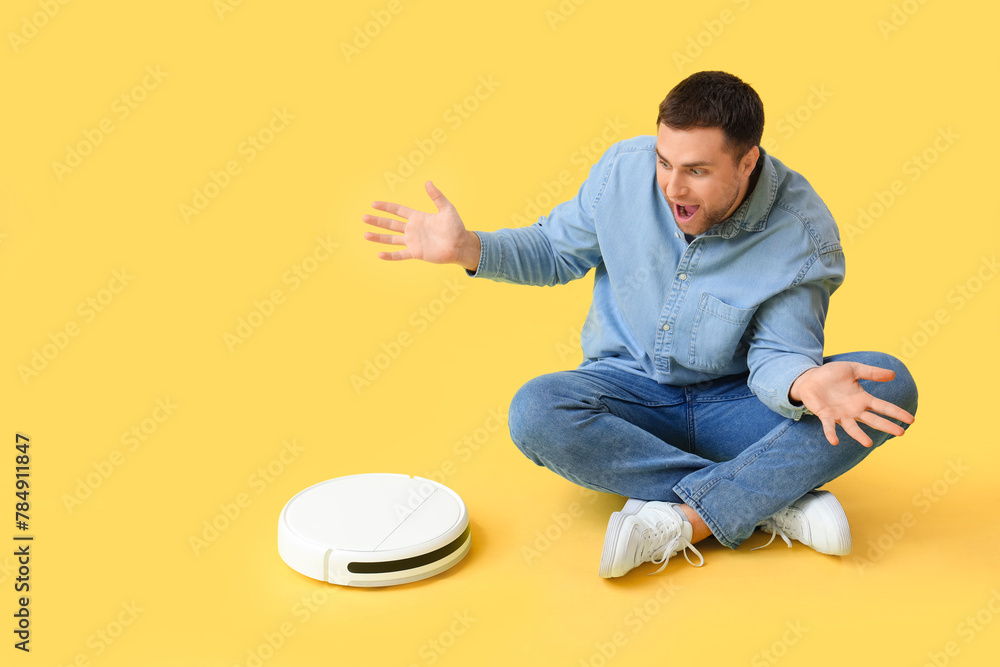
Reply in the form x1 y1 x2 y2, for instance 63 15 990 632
662 323 670 331
674 232 681 238
678 273 687 281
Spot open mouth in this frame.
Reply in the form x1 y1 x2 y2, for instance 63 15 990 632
673 203 700 222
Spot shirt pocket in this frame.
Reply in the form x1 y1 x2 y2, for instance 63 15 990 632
687 293 758 371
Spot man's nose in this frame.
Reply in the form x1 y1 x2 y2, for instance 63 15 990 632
665 175 688 199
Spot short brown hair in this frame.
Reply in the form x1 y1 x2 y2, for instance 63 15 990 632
656 71 764 160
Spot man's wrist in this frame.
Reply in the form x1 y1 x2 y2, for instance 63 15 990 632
788 366 818 405
457 230 481 272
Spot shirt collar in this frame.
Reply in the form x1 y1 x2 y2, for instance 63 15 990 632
710 146 778 239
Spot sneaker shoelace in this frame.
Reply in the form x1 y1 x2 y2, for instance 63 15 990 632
636 511 705 574
752 508 802 551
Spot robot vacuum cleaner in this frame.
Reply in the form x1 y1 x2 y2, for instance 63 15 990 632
278 473 471 587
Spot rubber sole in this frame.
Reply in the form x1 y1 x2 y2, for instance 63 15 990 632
796 490 852 556
598 498 648 578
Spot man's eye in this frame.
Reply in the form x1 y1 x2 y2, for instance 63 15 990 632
658 160 670 169
691 169 704 176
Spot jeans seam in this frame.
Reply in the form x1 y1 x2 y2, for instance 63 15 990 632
707 418 794 495
692 392 756 403
684 386 695 454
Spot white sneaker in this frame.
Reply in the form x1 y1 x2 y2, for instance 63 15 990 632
599 499 704 578
754 490 852 556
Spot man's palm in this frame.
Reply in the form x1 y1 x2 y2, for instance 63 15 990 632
791 361 914 447
363 181 469 264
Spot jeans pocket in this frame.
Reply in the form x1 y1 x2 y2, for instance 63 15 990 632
687 293 758 371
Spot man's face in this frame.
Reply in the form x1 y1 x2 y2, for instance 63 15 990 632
655 123 759 236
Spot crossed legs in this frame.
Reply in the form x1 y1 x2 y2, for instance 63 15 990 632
508 352 918 549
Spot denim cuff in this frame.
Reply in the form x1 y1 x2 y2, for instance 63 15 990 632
772 362 820 420
464 231 503 280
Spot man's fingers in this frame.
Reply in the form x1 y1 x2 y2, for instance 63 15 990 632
840 419 874 448
377 249 413 261
868 397 915 424
820 418 839 446
364 231 406 246
425 180 452 212
851 362 896 383
857 411 905 437
362 214 407 233
372 200 416 220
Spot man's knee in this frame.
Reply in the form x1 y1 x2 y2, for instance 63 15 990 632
509 371 598 465
830 351 918 418
863 351 918 417
509 374 562 449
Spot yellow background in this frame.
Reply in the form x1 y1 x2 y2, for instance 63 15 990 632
2 0 998 665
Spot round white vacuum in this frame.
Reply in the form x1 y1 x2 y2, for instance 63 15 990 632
278 473 471 587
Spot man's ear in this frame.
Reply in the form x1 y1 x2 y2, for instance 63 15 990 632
741 145 760 177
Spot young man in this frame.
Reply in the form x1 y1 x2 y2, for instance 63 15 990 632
363 71 917 578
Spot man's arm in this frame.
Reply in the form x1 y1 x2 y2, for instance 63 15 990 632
746 272 838 421
746 249 914 445
364 146 612 286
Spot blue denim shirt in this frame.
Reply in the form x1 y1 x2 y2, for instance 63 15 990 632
466 135 845 420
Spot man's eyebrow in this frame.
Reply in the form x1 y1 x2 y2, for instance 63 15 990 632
654 148 713 168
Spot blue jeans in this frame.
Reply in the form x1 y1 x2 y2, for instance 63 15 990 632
508 352 918 549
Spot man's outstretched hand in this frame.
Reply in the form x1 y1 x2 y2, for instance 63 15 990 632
789 361 915 447
363 180 481 271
